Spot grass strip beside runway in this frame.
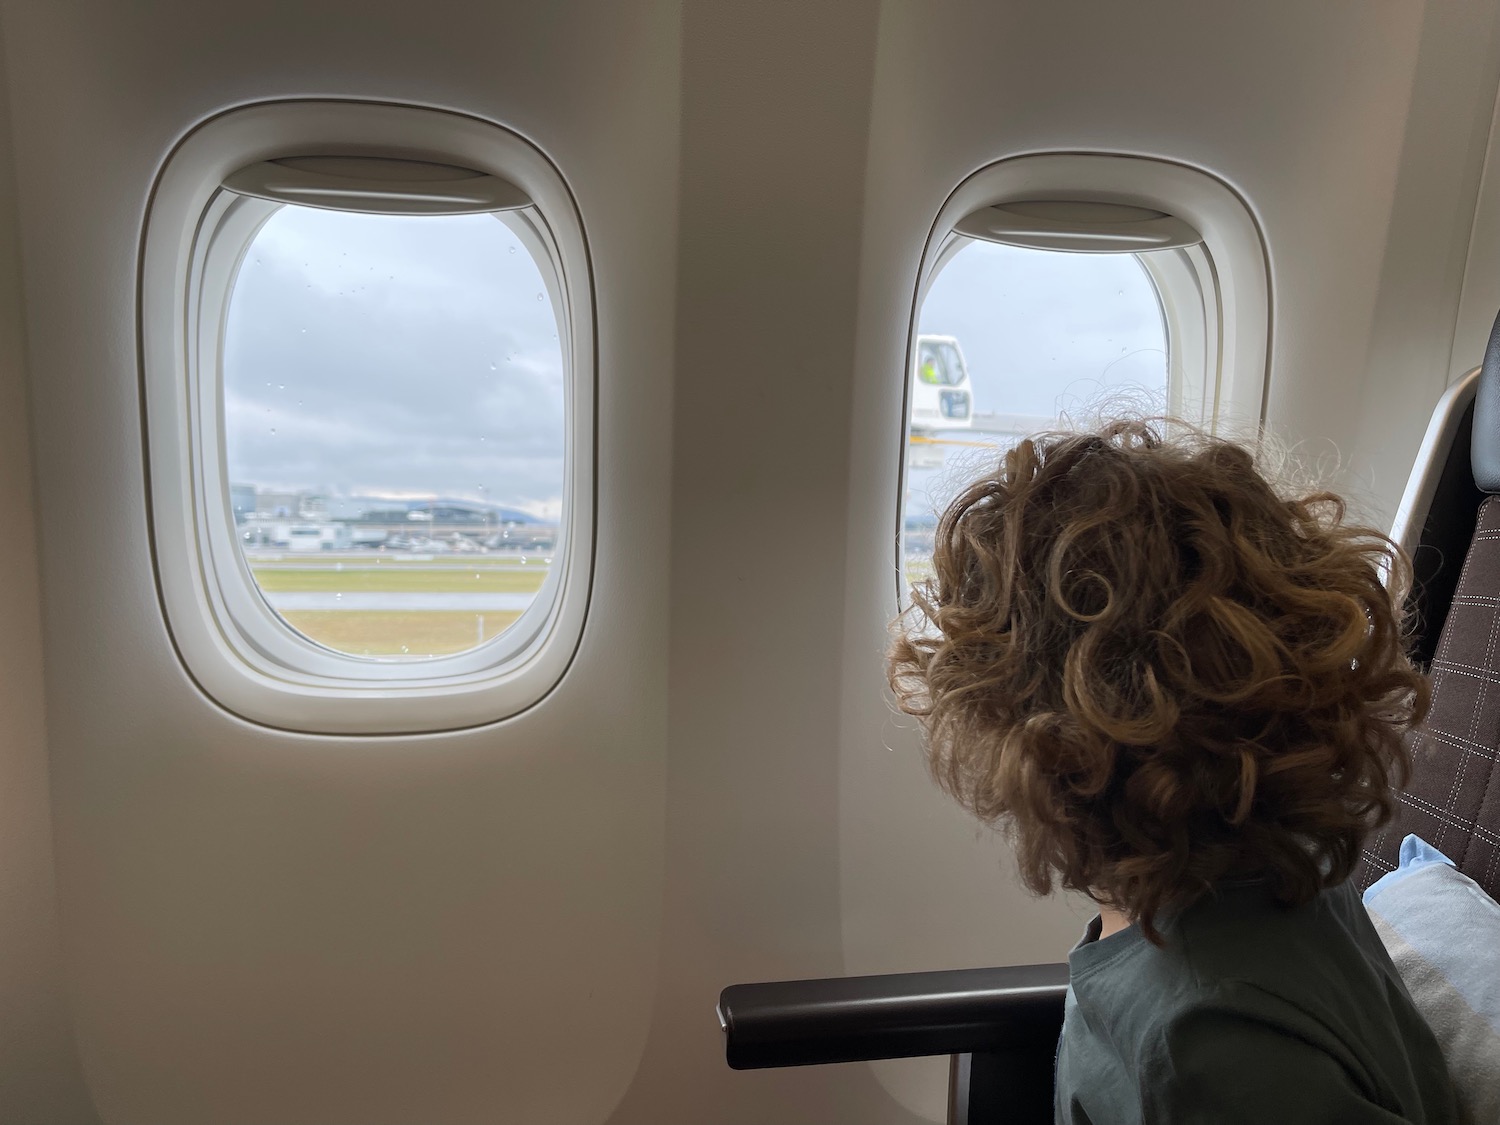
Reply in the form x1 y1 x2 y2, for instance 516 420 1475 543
279 610 525 656
251 566 547 594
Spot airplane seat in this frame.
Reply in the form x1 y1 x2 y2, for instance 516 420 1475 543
718 311 1500 1125
1359 306 1500 902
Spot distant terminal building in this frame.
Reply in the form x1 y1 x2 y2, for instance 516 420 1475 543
253 489 306 520
231 485 558 552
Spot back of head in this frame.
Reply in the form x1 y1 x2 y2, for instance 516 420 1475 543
889 419 1428 941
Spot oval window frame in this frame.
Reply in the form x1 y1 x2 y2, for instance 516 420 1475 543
899 153 1271 603
140 100 596 735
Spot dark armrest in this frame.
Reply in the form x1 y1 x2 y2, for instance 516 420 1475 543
718 962 1068 1069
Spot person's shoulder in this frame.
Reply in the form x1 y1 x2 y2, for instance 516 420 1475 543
1069 884 1455 1121
1068 882 1391 1057
1168 880 1414 1053
1135 981 1407 1122
1158 973 1340 1041
1174 879 1383 989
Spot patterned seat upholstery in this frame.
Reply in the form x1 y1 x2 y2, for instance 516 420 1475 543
1361 311 1500 902
1363 497 1500 899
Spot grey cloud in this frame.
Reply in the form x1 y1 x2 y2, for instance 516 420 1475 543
223 206 565 510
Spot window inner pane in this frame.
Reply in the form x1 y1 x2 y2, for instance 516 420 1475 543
904 241 1168 584
223 204 565 659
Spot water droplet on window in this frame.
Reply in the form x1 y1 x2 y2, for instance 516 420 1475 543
543 557 552 565
509 245 517 254
1118 289 1124 296
520 557 527 565
278 384 285 390
489 363 497 371
300 327 307 334
536 293 544 301
479 436 486 443
400 645 409 654
334 592 342 601
269 427 276 435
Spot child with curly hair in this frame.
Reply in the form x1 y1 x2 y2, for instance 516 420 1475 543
889 421 1458 1123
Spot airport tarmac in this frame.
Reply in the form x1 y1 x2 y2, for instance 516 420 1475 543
263 591 538 611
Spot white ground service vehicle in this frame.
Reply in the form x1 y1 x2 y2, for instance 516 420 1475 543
909 333 974 434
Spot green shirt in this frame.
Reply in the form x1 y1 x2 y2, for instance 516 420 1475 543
1055 879 1459 1124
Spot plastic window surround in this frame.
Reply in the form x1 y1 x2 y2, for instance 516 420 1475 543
902 153 1271 599
140 101 595 735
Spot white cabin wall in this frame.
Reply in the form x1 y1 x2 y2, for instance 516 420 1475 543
1348 2 1500 521
1452 70 1500 388
0 22 100 1125
1 2 679 1123
606 5 911 1123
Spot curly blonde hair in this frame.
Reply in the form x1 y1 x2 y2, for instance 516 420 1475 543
890 420 1428 942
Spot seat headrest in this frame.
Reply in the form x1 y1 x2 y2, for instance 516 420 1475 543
1472 309 1500 493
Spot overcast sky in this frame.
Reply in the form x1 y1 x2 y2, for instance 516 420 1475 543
224 205 566 519
906 240 1168 523
224 207 1166 527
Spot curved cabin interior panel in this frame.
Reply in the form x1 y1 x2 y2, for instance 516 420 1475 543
0 1 1498 1122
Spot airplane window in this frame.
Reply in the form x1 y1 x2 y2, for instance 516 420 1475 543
223 204 565 659
903 241 1169 585
141 103 595 732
